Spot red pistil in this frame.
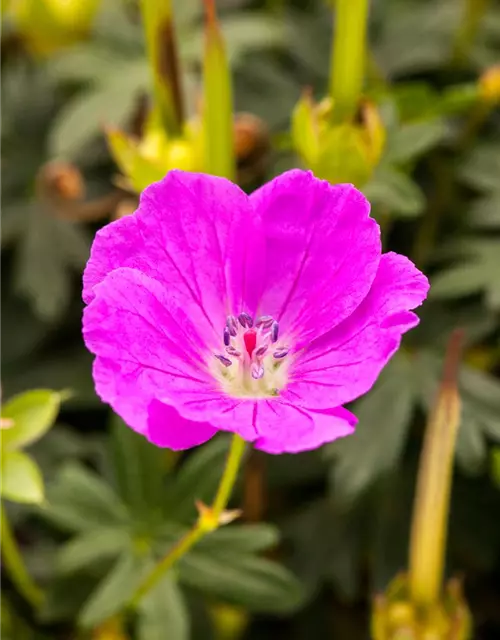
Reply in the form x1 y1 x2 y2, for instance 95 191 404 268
243 329 257 357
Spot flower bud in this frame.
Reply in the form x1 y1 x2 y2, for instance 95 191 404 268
8 0 100 57
91 616 127 640
113 198 139 221
234 112 271 185
372 575 471 640
107 114 202 194
36 161 85 202
209 602 249 640
479 64 500 105
292 91 385 187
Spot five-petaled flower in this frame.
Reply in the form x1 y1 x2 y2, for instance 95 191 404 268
82 170 429 454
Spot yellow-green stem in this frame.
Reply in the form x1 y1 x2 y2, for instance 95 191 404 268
330 0 370 123
1 502 44 609
451 0 489 66
140 0 184 135
408 332 463 608
130 434 246 605
211 433 246 519
203 0 236 180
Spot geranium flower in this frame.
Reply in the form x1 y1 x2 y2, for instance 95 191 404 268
82 170 428 454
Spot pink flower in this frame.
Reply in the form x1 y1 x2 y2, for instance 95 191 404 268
82 170 429 454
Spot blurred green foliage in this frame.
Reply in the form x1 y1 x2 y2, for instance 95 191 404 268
1 0 500 639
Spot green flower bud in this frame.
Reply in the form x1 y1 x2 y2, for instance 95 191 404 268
8 0 100 57
372 575 471 640
107 111 203 194
292 91 385 187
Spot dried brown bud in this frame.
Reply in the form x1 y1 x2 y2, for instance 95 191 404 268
36 161 85 202
113 198 139 220
233 113 271 185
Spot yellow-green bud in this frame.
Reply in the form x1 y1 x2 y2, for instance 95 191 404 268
107 114 203 194
372 575 471 640
479 64 500 105
292 91 385 187
8 0 100 57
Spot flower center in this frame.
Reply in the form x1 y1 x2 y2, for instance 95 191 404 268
213 313 291 398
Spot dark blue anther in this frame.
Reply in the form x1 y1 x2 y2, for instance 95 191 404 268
256 315 274 329
273 347 289 359
226 315 238 336
238 312 253 328
223 326 231 346
216 354 232 367
271 321 279 343
255 345 268 357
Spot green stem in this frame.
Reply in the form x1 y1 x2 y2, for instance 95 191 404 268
140 0 184 136
451 0 489 67
211 433 247 519
330 0 370 123
1 502 43 609
130 434 246 605
203 0 236 179
409 332 463 606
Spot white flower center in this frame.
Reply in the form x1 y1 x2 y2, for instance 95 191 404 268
212 314 291 398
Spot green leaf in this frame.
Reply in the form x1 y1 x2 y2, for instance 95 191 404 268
459 143 500 192
384 120 446 164
430 263 488 299
40 573 98 623
2 389 62 451
325 354 415 502
179 550 303 614
286 499 364 601
168 436 231 523
2 347 98 409
108 416 167 518
469 194 500 229
44 463 129 532
13 208 91 322
49 61 148 159
0 282 51 367
197 524 280 554
363 168 425 217
456 405 489 474
58 528 130 575
1 450 44 504
491 448 500 488
79 552 146 628
430 240 500 308
137 574 189 640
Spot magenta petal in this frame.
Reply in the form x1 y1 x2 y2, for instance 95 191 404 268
170 394 259 443
251 170 381 345
287 252 429 409
253 401 357 454
83 171 264 339
146 400 217 449
83 267 216 434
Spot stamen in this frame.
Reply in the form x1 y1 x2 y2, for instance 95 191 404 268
216 354 232 367
273 347 289 359
238 312 253 328
226 346 241 357
226 315 238 336
251 363 264 379
256 315 274 329
223 326 231 346
255 345 268 357
271 321 279 343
